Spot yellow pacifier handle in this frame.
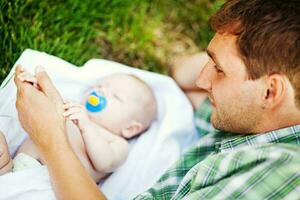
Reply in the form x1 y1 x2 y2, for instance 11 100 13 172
88 95 100 106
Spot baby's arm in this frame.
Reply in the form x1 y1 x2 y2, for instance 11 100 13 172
63 102 129 173
81 122 129 173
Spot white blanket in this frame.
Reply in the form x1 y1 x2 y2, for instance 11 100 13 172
0 49 199 200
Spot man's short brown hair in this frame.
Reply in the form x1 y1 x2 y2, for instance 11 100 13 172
210 0 300 108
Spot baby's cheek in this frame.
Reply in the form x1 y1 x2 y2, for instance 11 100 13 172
88 111 106 125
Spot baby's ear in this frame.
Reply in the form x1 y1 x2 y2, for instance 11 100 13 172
121 121 143 139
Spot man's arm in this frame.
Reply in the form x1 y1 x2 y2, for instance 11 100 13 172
170 52 208 91
14 65 106 200
170 53 208 109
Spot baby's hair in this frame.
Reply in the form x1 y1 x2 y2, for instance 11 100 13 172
128 74 149 88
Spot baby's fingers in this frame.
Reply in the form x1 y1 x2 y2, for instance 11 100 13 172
63 102 83 110
67 113 82 120
63 107 82 117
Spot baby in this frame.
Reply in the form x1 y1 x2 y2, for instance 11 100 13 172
2 68 157 182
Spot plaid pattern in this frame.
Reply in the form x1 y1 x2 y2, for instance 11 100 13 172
134 99 300 200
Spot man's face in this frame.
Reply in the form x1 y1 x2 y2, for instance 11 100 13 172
196 33 265 133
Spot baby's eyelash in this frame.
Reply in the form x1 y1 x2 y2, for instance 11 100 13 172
113 94 123 102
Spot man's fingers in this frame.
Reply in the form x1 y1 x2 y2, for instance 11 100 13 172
34 66 63 104
14 66 39 115
14 65 26 91
18 74 37 84
15 64 25 75
34 66 56 95
15 65 61 106
14 65 38 99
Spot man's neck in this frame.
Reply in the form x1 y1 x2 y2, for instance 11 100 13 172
256 110 300 134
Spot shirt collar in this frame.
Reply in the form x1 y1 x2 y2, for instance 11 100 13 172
216 124 300 153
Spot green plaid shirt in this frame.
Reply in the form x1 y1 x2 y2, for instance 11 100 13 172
134 99 300 200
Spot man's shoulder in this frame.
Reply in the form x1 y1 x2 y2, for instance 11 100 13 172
219 142 300 166
184 143 300 199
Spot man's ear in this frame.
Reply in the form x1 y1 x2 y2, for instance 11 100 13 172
121 121 144 138
262 74 286 109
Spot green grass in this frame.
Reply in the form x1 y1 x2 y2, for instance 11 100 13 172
0 0 223 84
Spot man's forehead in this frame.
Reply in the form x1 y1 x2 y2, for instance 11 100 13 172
207 33 248 77
207 33 238 55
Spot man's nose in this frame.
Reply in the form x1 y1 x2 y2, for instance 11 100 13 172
196 63 213 91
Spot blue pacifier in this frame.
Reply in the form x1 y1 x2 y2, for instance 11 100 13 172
85 91 107 113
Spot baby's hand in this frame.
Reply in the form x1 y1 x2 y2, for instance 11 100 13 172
17 70 38 88
0 132 12 175
63 101 91 132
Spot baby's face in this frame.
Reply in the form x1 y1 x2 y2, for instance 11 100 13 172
83 74 150 137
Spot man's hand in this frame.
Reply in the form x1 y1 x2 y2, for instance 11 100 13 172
14 65 68 154
14 65 106 200
0 132 12 175
63 101 91 132
17 69 38 89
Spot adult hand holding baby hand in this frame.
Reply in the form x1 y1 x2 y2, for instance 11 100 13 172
15 65 106 200
14 65 68 154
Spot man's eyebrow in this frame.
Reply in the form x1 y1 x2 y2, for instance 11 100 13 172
205 49 223 70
